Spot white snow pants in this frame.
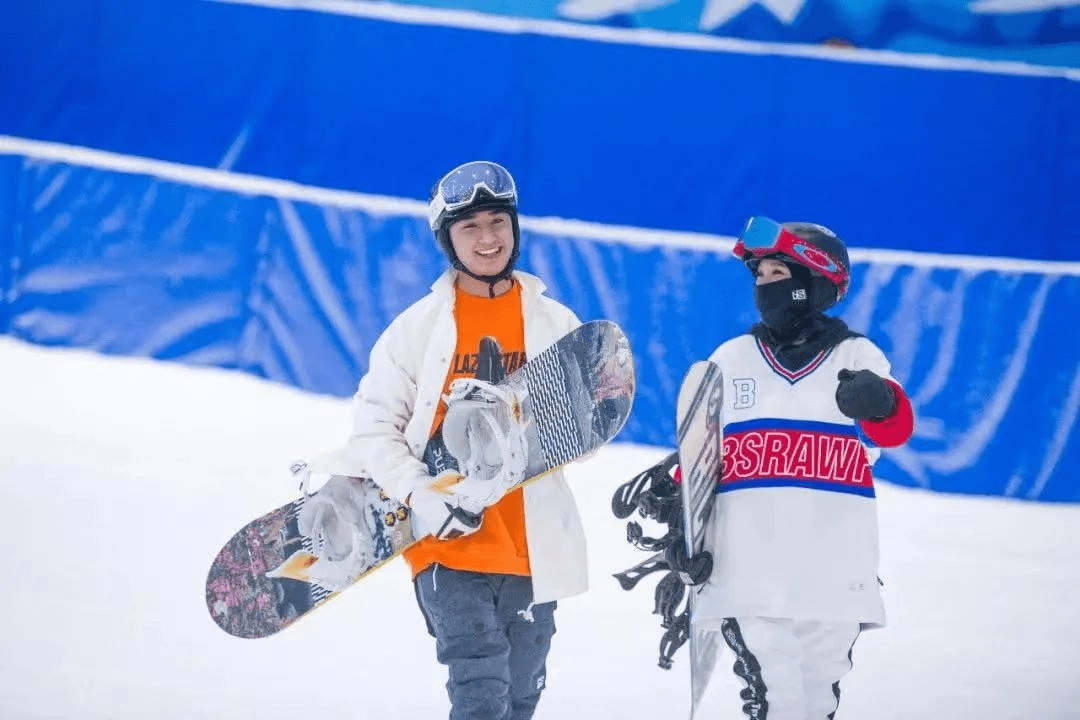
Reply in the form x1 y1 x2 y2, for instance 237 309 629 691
697 617 860 720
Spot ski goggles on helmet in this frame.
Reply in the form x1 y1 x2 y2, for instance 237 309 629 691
733 215 850 296
428 161 517 232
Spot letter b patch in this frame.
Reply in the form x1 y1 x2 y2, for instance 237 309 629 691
732 378 756 409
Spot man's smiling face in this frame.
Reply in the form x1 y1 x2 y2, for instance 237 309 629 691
448 208 515 279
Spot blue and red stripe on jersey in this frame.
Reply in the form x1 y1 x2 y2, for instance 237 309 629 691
720 418 876 497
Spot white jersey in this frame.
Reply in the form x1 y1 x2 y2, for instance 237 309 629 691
692 333 896 628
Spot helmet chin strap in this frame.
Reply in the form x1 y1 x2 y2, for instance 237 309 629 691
455 264 513 297
482 269 513 298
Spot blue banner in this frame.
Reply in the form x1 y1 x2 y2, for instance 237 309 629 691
1 151 1076 501
1 0 1077 502
267 0 1080 67
0 0 1077 261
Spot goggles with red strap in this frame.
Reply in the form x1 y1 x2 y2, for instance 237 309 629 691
732 216 850 298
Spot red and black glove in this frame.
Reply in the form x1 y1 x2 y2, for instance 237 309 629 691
836 369 915 448
835 369 897 420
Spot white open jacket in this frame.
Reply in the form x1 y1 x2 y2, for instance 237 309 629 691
309 269 589 604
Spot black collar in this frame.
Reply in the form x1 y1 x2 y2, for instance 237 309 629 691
749 315 860 374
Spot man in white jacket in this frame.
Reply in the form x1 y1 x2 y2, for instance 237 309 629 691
346 161 588 720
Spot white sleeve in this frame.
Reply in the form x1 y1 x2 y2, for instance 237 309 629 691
849 337 897 382
345 318 433 502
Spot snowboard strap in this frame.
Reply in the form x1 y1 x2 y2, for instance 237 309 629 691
611 451 678 519
440 377 529 508
291 476 377 591
611 452 712 670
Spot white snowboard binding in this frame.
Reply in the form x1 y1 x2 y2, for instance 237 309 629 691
287 475 375 591
440 377 530 510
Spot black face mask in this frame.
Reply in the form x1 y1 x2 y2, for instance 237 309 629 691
754 277 812 335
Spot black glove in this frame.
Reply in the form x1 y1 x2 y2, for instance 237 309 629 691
835 369 897 420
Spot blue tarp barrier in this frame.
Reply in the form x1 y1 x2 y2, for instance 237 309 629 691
0 0 1077 260
334 0 1080 68
1 155 1077 501
1 1 1077 501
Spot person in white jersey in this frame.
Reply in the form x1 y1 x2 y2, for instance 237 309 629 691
690 216 915 720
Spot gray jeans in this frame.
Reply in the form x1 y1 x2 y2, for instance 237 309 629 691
414 565 557 720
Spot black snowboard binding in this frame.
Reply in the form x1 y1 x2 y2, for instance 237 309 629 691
612 452 713 669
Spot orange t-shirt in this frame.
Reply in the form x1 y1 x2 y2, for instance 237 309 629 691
403 280 531 578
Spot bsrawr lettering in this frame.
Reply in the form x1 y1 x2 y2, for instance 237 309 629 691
720 427 874 495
